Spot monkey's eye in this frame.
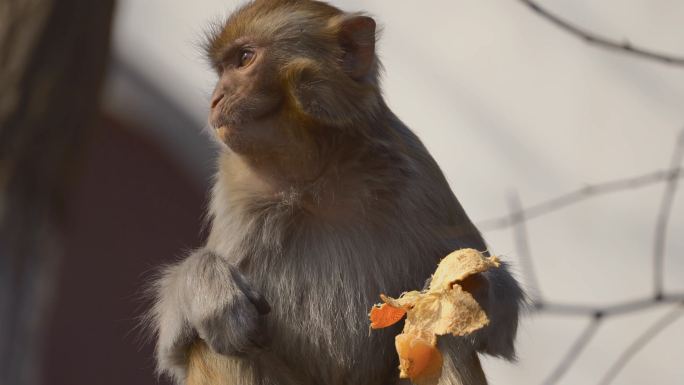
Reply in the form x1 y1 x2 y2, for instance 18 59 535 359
238 49 255 68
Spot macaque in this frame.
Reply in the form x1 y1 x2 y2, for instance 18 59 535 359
149 1 523 384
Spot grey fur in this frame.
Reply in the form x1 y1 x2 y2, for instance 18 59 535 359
149 1 524 384
151 250 271 383
150 116 524 385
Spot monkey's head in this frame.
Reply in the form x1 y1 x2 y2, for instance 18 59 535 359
205 0 381 158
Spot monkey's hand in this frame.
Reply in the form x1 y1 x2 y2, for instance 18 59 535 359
186 251 271 357
152 250 270 379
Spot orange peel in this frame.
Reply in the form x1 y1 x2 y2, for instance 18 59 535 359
395 333 442 382
369 249 500 385
370 303 407 329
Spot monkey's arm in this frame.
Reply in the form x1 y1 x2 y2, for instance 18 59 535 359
150 250 270 382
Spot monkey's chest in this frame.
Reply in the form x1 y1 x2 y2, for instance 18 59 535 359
237 217 436 384
269 292 399 384
253 264 403 385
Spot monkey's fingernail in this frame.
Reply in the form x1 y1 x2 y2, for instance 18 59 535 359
254 297 271 315
246 291 271 315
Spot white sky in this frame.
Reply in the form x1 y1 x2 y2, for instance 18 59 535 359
111 1 684 384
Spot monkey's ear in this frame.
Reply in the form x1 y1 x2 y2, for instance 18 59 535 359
338 15 376 79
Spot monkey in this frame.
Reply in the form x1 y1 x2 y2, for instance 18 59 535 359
148 1 524 384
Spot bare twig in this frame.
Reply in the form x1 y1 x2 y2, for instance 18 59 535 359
597 305 684 385
508 191 543 302
541 317 602 385
482 129 684 383
653 131 684 296
533 293 684 317
478 167 684 231
517 0 684 67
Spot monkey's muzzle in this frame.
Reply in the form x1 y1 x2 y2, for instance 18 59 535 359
215 126 231 143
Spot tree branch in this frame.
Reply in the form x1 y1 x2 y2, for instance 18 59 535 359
542 318 602 385
597 305 684 385
478 166 683 231
518 0 684 67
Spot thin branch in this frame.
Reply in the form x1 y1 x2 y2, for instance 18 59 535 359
508 191 543 302
478 167 684 231
542 318 602 385
491 128 684 382
597 305 684 385
517 0 684 67
653 131 684 296
533 293 684 317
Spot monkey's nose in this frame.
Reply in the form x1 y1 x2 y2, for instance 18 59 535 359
211 92 225 109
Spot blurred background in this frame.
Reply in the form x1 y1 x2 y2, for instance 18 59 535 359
1 0 682 384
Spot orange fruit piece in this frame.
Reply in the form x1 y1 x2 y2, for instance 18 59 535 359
395 333 443 382
369 303 407 329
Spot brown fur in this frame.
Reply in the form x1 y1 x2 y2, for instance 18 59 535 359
149 1 523 384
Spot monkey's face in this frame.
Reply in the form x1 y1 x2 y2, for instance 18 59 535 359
208 41 285 153
205 0 380 157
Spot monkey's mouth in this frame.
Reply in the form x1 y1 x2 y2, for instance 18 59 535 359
210 112 243 141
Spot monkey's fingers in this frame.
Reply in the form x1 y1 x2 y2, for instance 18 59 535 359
229 265 271 315
246 291 271 316
247 315 272 349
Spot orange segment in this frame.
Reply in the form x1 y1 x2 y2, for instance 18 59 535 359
395 333 443 382
369 303 407 329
